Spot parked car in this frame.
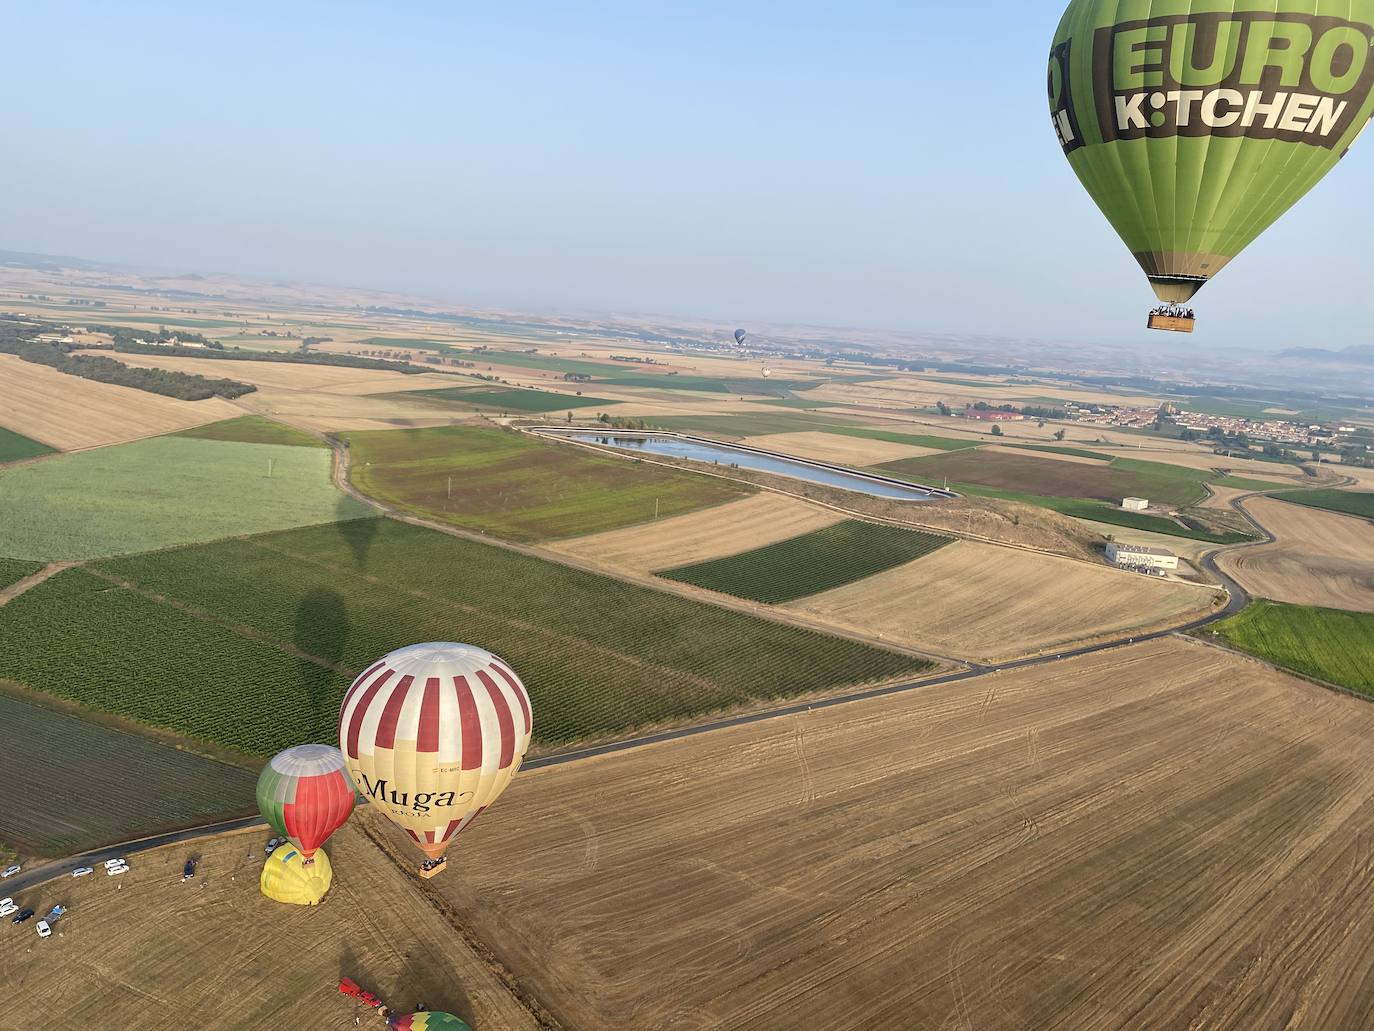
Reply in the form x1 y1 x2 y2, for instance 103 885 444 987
11 908 34 924
71 867 94 878
35 920 51 938
182 857 198 882
44 905 65 923
0 899 15 918
103 858 126 870
106 863 129 877
264 837 285 857
0 865 20 879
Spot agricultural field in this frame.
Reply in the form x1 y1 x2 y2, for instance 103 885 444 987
0 558 44 592
0 819 539 1031
0 692 259 855
784 540 1220 663
877 449 1215 508
0 436 374 561
342 425 750 540
435 638 1374 1031
1207 600 1374 696
175 414 326 448
660 520 951 604
1050 498 1254 543
1269 489 1374 520
737 430 937 465
0 353 240 450
468 349 814 394
548 493 843 574
88 349 443 393
385 383 611 413
0 425 55 463
0 519 931 756
1218 497 1374 612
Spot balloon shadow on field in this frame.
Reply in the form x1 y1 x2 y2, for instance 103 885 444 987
295 588 349 724
335 502 380 569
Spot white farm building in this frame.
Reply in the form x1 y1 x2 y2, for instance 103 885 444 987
1121 497 1149 511
1106 542 1179 572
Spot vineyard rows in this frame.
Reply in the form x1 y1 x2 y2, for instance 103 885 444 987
0 558 43 592
659 520 952 604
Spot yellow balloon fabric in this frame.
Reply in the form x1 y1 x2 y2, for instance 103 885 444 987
259 845 333 906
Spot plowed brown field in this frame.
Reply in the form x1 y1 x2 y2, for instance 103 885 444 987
1219 496 1374 612
0 820 537 1031
0 355 238 450
429 638 1374 1031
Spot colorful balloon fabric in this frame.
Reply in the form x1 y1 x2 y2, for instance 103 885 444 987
256 744 357 860
1050 1 1374 301
259 845 332 906
339 643 533 861
389 1013 472 1031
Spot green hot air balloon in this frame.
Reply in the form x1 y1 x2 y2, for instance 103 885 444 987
1049 1 1374 321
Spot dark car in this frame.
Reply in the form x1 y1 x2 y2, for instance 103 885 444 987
11 907 34 924
182 857 197 881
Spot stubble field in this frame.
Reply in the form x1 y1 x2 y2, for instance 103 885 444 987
1218 496 1374 612
432 638 1374 1031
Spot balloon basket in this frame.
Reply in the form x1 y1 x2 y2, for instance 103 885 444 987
418 856 447 880
260 847 333 905
1147 313 1195 333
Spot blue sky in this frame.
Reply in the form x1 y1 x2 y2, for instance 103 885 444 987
2 2 1369 350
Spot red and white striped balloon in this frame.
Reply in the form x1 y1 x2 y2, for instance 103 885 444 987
338 643 532 860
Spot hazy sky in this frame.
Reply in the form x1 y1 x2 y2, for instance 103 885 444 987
3 2 1370 350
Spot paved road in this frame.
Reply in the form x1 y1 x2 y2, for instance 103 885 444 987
5 466 1334 895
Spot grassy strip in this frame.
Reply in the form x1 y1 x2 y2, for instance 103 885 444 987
0 426 56 463
1268 490 1374 520
659 520 952 604
1204 600 1374 697
1213 475 1294 491
0 520 933 755
176 415 327 448
342 425 749 541
397 385 610 412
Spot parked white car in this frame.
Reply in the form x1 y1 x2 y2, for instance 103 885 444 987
103 859 126 870
0 899 15 918
71 867 94 878
106 863 129 877
0 865 20 879
35 920 51 938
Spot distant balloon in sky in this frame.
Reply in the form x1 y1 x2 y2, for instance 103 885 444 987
256 744 356 864
339 643 533 878
1049 2 1374 305
734 328 747 347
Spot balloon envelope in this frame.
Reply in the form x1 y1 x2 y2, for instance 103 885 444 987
260 846 332 906
389 1014 472 1031
339 643 533 860
256 744 356 860
734 328 747 346
1049 1 1374 301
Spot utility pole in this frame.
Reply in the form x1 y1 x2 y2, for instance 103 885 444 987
447 476 452 499
267 457 275 479
654 498 660 520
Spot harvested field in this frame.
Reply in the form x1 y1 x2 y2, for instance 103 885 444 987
0 437 373 562
89 350 436 393
737 431 937 466
343 425 751 541
985 443 1109 465
1209 600 1374 696
0 519 930 756
547 493 843 574
0 692 258 855
784 540 1219 662
0 353 239 450
0 819 537 1031
433 638 1374 1031
175 415 326 448
237 386 461 433
1218 496 1374 612
659 520 952 604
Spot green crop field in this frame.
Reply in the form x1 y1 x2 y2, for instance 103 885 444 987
394 385 611 413
1213 475 1293 491
1207 601 1374 697
0 519 932 756
878 450 1213 508
0 558 44 591
1050 499 1254 543
659 520 952 604
0 426 56 463
647 413 978 452
176 415 327 448
1006 444 1116 461
0 436 374 561
0 691 258 855
1268 490 1374 520
342 425 749 540
466 349 813 394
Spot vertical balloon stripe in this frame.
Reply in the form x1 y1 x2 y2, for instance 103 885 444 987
490 660 532 734
344 668 394 759
476 669 516 769
418 677 442 753
455 675 484 770
374 674 415 750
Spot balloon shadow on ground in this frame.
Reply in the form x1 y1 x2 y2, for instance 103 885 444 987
335 501 380 569
295 588 349 724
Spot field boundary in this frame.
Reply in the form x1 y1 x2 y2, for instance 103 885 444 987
1183 631 1374 706
0 560 79 606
